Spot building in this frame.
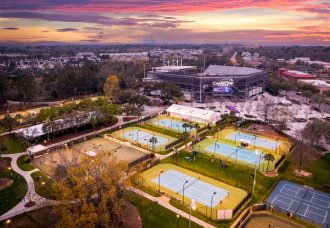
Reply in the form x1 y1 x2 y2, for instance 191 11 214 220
288 57 311 64
145 63 266 102
278 68 316 82
298 79 330 94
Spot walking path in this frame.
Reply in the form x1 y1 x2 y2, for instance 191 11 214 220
133 187 217 228
0 153 53 221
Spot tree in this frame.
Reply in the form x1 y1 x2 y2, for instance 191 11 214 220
0 114 18 132
257 97 275 123
0 74 8 110
122 104 140 120
103 75 119 102
52 151 131 228
281 82 295 95
20 141 31 155
165 54 174 61
0 129 8 160
89 117 97 132
149 136 158 152
193 123 200 138
100 104 122 123
154 81 183 104
264 153 275 173
15 113 23 128
301 119 330 147
39 106 59 122
173 96 185 105
311 94 326 109
301 90 313 103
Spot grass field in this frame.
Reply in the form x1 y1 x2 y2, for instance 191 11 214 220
32 137 148 176
2 138 22 154
112 126 178 152
194 138 282 172
0 158 27 216
31 171 55 200
17 155 35 171
140 164 247 215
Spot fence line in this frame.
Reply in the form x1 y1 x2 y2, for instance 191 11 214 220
233 191 252 217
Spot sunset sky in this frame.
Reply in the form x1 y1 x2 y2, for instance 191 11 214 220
1 0 330 44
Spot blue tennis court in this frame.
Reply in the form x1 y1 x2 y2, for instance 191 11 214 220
122 130 170 145
266 180 330 227
154 118 194 132
152 169 228 208
225 132 281 150
205 142 264 165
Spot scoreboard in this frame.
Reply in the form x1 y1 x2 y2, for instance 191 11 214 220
213 86 232 93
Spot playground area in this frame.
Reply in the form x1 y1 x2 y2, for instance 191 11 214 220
194 138 282 172
112 126 178 152
145 115 205 134
139 163 247 219
32 137 148 176
216 128 291 155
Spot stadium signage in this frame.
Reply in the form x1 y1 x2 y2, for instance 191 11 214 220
213 79 234 86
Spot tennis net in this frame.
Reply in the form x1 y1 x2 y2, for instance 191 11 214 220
295 188 308 213
177 176 200 195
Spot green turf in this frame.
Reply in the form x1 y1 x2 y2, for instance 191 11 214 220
325 153 330 161
5 138 22 154
30 171 56 200
128 192 203 228
0 158 27 216
138 186 162 197
17 155 35 171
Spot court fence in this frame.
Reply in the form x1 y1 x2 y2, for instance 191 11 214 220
233 191 252 217
165 138 183 150
195 144 278 172
128 153 151 168
274 154 285 170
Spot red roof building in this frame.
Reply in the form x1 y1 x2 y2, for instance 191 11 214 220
277 68 316 82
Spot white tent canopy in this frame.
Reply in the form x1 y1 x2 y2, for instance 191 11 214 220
27 144 47 155
166 104 221 124
85 151 97 157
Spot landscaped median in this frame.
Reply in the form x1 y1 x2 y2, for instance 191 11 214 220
17 155 35 171
31 171 55 200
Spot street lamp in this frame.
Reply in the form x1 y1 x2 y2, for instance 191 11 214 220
176 214 180 228
93 144 102 152
235 146 240 164
213 140 218 157
171 117 174 130
210 192 217 218
161 121 165 130
158 171 164 192
189 199 196 228
252 149 261 193
137 130 141 144
275 138 279 154
144 139 149 150
203 113 208 125
177 108 181 118
254 135 257 149
183 180 189 205
6 219 11 228
176 125 180 135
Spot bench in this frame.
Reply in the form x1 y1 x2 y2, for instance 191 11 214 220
323 184 330 189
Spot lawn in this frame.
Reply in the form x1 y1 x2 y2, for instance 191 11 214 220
17 155 35 171
31 171 56 200
0 158 27 216
4 138 22 154
128 192 203 228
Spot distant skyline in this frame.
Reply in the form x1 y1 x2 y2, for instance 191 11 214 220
0 0 330 44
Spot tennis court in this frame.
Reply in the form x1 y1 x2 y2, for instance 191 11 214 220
225 132 281 150
152 169 228 208
266 180 330 227
205 142 264 165
122 129 170 145
154 118 194 132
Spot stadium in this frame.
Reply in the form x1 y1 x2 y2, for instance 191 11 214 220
145 63 267 102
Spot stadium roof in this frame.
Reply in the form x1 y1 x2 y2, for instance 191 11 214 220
151 66 197 72
203 65 262 75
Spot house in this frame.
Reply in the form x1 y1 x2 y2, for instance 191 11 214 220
278 68 316 82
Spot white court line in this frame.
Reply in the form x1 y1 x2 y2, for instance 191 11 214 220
304 205 309 216
273 198 291 210
323 211 328 224
280 190 330 209
272 195 278 205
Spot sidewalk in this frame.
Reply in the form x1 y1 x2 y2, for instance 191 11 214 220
132 187 217 228
0 153 52 221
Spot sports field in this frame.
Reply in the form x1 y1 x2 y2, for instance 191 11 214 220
33 137 148 176
194 138 282 172
141 163 247 215
146 115 205 134
112 126 178 152
217 128 291 155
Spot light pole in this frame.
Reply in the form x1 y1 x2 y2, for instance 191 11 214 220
137 130 141 144
189 199 196 228
93 144 102 153
203 113 208 125
161 121 165 130
254 135 257 149
129 133 134 142
177 108 181 119
235 146 240 164
144 139 149 150
158 113 160 128
240 170 243 188
171 118 174 130
234 129 236 143
176 125 180 135
6 219 11 228
176 214 179 228
158 171 164 192
213 140 218 157
275 138 279 154
210 192 217 218
183 180 188 205
252 149 261 193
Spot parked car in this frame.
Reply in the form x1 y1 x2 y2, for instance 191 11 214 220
294 117 307 122
296 92 301 95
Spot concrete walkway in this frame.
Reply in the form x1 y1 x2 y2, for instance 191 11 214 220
133 188 217 228
0 153 52 221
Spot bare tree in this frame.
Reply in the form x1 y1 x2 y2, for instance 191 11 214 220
246 105 252 115
257 96 275 123
292 105 300 115
303 106 310 121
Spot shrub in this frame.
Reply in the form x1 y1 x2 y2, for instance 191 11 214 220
312 107 320 112
226 118 232 124
150 153 155 158
244 114 256 118
23 156 30 163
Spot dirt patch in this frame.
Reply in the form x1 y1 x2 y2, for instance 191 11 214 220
0 178 13 189
294 170 312 177
261 171 278 177
0 158 7 168
25 201 37 207
122 203 142 228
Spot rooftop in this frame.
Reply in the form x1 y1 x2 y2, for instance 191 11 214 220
298 79 330 88
151 66 197 72
203 65 262 75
